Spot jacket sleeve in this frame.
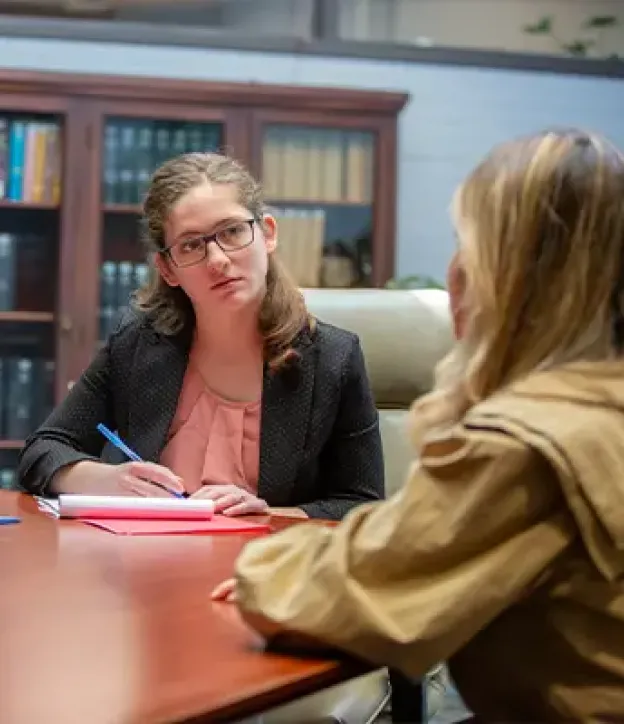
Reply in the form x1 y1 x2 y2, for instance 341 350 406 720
299 335 385 520
235 426 574 679
18 336 118 496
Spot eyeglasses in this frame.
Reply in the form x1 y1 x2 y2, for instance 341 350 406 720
163 218 256 268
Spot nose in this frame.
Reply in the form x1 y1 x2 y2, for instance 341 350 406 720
205 242 230 274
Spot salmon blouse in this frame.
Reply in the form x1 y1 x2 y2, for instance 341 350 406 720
159 356 261 496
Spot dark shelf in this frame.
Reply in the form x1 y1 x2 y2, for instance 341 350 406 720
0 311 55 323
102 204 142 214
0 440 24 450
0 200 59 211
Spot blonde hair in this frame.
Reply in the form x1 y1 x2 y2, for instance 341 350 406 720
134 152 313 371
411 129 624 447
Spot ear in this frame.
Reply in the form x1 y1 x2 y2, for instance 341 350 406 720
260 214 278 255
447 251 467 340
154 252 180 288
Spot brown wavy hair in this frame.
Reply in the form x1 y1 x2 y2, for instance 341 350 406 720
134 152 314 371
411 128 624 447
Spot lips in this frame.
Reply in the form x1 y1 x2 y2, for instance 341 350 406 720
212 277 240 290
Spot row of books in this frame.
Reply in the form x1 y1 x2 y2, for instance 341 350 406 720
273 207 369 288
0 232 55 312
0 118 63 204
0 356 55 440
263 127 374 205
100 260 149 340
103 119 223 206
274 208 325 288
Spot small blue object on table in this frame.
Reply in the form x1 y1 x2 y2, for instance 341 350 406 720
0 516 21 525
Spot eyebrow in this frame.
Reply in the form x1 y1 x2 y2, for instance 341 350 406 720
174 216 250 244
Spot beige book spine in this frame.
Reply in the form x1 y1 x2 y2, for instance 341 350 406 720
32 124 48 203
306 131 324 202
262 129 283 200
321 131 344 202
344 132 366 203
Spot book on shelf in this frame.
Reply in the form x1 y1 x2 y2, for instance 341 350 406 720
0 233 13 310
272 207 326 288
0 467 15 490
272 206 372 289
0 232 56 312
0 355 55 440
262 127 374 204
99 260 149 340
103 119 223 206
0 117 62 204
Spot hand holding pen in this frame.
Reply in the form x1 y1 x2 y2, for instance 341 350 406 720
96 424 186 498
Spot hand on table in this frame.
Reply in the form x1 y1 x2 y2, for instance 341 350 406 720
211 578 237 603
190 484 269 516
211 579 286 642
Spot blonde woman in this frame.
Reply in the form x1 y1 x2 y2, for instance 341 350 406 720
214 129 624 720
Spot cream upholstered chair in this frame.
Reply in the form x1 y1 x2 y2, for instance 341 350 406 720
303 288 453 498
240 288 453 724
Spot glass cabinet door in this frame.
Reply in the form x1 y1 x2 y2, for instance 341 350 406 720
98 115 224 344
261 123 375 288
0 110 63 482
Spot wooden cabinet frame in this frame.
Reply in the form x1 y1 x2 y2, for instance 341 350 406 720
0 69 408 431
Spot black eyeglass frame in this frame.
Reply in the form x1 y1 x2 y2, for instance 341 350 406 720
160 218 257 268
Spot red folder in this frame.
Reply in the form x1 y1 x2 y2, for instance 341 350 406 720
80 515 271 536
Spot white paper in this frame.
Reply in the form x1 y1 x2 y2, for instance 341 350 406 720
36 495 215 521
35 497 60 518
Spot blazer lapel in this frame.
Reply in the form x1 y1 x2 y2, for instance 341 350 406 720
127 322 191 462
258 335 316 505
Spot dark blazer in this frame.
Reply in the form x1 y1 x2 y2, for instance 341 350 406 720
18 310 384 520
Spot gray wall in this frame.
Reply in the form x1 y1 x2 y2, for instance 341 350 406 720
340 0 624 56
0 35 622 282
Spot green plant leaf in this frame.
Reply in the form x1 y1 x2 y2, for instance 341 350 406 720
523 16 553 34
583 15 618 29
562 40 593 56
384 275 445 290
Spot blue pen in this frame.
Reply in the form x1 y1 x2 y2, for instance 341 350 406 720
96 423 186 498
0 516 21 525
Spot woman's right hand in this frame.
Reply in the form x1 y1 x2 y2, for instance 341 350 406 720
51 460 185 497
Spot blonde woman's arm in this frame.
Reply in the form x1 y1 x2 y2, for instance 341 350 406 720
232 426 574 679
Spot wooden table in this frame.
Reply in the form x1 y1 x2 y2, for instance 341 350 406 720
0 492 366 724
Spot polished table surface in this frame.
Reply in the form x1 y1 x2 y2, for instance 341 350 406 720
0 492 365 723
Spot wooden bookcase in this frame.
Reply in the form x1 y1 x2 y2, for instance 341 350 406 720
0 70 408 482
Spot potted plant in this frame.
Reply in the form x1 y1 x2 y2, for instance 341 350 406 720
385 275 445 290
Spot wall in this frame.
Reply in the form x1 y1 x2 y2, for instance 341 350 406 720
0 35 622 281
117 0 315 38
341 0 624 57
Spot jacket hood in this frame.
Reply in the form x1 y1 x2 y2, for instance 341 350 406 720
466 361 624 582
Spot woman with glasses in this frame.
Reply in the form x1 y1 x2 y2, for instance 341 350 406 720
19 152 384 519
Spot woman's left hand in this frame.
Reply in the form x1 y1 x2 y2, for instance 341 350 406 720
211 579 283 640
211 578 237 602
191 484 269 516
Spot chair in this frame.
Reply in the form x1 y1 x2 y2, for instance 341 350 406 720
303 288 453 498
243 288 453 724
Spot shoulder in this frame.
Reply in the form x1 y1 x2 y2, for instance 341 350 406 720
418 422 553 509
309 319 361 373
421 423 533 474
463 365 610 450
107 307 160 352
